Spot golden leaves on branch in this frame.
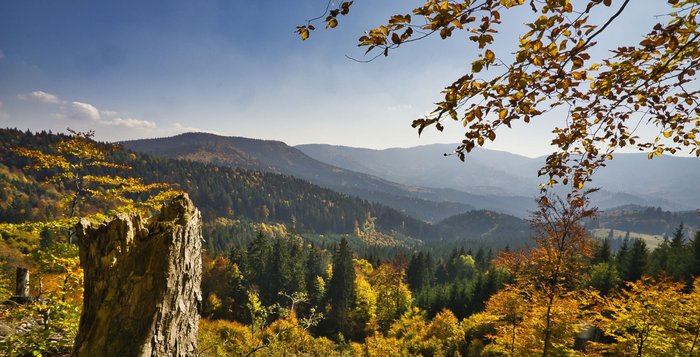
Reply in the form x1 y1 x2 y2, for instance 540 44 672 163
296 1 354 41
1 129 182 239
300 0 700 192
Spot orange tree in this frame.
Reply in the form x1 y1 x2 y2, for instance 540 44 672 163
299 0 700 192
485 192 595 356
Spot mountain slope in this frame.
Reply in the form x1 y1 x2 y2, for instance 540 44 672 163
297 143 538 196
0 129 446 245
436 210 532 248
121 133 538 220
296 143 700 211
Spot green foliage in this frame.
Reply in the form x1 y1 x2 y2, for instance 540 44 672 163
588 262 621 296
324 237 356 338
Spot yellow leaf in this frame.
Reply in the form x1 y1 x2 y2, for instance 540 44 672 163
326 18 338 29
485 49 495 62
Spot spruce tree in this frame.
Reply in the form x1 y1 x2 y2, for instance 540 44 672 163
592 238 612 264
325 237 356 338
622 239 648 282
246 231 271 294
265 237 292 304
305 244 326 306
692 231 700 277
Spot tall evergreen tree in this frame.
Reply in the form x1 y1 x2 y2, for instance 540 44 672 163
615 236 630 273
670 223 685 249
692 231 700 277
622 238 648 282
666 223 694 281
246 231 271 292
325 237 356 339
592 238 612 264
287 236 307 295
264 237 292 304
305 244 327 307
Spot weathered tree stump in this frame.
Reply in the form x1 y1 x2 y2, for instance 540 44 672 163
72 194 202 357
6 267 33 305
14 268 29 297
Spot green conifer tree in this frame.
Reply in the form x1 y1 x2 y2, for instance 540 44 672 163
325 237 356 339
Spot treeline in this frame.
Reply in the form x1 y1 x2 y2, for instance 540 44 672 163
588 206 700 235
589 224 700 291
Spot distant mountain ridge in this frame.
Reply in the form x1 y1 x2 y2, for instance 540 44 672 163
296 143 700 211
120 133 537 220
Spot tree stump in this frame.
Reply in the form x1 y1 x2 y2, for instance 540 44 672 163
72 194 202 357
6 267 33 305
14 268 29 297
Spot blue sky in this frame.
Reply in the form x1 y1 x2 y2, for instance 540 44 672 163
0 0 670 157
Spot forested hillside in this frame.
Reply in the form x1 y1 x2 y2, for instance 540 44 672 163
297 143 700 211
121 132 538 219
0 129 447 249
589 206 700 235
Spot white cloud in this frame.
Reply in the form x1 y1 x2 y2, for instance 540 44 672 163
20 90 157 131
17 90 64 104
69 102 156 129
100 110 119 117
71 101 101 121
0 49 5 61
104 117 156 129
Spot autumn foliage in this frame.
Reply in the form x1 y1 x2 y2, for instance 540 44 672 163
301 0 700 192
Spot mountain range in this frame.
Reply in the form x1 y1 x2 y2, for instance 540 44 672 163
121 132 699 220
1 128 697 253
121 133 535 221
296 143 700 211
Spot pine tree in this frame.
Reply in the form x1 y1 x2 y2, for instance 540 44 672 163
693 231 700 278
592 238 612 264
246 230 271 293
287 235 307 295
666 223 694 281
265 237 292 304
622 239 648 283
325 237 356 338
305 244 326 307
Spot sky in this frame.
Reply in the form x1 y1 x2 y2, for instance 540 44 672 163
0 0 672 157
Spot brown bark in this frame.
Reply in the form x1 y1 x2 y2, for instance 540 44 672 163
72 194 202 357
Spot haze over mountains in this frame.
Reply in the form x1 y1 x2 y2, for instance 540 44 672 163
296 143 700 212
122 132 699 221
120 133 535 221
